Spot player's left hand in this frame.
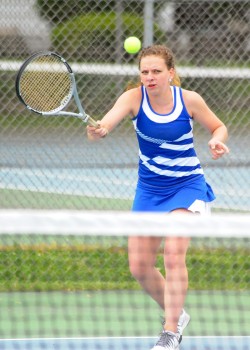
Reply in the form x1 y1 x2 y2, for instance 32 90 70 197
208 140 229 159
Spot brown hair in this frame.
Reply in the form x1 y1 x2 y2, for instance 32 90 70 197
125 45 180 90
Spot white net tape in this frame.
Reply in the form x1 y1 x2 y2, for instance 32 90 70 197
0 210 249 237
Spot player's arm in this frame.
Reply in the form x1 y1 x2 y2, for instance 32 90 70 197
183 90 229 160
86 87 141 141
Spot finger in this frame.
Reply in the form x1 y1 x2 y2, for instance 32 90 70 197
208 142 218 150
215 148 225 154
223 145 230 153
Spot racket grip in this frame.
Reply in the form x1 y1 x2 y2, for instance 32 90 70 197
86 115 99 127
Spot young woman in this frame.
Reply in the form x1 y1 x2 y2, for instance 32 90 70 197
87 45 229 350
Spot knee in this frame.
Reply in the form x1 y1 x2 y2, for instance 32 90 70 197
129 258 152 281
164 238 189 271
164 253 187 271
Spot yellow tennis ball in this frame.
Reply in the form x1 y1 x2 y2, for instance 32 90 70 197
124 37 141 54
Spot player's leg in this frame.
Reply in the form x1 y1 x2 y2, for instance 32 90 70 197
163 235 190 332
128 235 165 309
151 209 191 349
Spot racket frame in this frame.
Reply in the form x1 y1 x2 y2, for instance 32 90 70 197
16 51 98 127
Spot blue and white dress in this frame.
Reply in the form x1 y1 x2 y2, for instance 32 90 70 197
131 85 215 213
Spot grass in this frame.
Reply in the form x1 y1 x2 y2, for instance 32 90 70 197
0 242 249 292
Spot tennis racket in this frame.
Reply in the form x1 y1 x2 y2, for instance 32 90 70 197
15 51 98 127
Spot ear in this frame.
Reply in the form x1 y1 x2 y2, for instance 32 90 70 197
169 67 175 79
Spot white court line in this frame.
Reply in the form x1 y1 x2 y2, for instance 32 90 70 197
1 335 249 341
0 335 250 341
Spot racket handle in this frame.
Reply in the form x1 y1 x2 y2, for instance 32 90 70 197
85 115 99 127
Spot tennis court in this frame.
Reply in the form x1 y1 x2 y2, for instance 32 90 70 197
0 211 249 350
1 77 249 350
0 290 249 349
1 336 249 349
1 132 250 212
1 3 250 349
1 166 249 209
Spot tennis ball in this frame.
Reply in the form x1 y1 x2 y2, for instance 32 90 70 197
124 37 141 54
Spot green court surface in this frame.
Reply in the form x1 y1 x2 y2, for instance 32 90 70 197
0 188 132 210
0 290 249 339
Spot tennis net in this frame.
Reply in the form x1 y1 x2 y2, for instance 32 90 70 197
0 210 249 350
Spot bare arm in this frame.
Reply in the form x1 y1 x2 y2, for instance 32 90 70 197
183 90 229 160
86 87 141 141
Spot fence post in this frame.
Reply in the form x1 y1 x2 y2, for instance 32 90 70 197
143 0 154 47
115 0 124 63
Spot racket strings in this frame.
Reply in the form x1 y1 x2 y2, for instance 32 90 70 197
19 55 73 113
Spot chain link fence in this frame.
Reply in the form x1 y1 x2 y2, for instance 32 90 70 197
0 0 249 211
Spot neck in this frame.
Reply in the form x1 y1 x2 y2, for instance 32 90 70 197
146 86 174 114
147 86 173 105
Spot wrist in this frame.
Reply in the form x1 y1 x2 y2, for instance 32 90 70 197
101 128 109 138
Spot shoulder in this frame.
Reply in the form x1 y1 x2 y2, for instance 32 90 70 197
115 86 141 105
123 86 142 99
181 88 203 102
118 86 142 116
181 88 207 113
181 88 220 125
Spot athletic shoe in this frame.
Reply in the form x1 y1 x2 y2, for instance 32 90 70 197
176 309 191 343
151 330 180 350
161 309 191 343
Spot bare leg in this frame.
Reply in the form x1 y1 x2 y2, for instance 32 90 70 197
128 236 165 309
163 209 190 332
163 236 190 332
128 209 191 334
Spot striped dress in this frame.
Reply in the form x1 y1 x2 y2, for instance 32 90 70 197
131 85 215 212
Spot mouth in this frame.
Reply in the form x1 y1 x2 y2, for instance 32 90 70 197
148 83 156 88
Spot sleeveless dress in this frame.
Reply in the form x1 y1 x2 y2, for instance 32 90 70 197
131 85 215 213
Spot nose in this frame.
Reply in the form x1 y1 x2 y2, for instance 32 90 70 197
146 73 154 81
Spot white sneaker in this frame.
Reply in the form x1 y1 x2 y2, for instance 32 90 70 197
176 309 191 343
161 309 191 343
151 331 180 350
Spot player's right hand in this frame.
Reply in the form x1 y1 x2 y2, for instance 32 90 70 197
86 122 108 140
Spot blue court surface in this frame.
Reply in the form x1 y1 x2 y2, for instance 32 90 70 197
1 166 250 211
1 132 250 212
0 336 249 350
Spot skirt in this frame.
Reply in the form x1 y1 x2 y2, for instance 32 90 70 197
132 176 215 215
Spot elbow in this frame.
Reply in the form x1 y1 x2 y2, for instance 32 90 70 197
223 123 229 141
212 123 228 142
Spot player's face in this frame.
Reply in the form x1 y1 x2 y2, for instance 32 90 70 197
140 56 174 94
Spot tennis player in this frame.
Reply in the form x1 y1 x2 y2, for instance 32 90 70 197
87 45 229 350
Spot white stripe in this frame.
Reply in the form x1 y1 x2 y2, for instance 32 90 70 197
140 154 204 177
134 126 194 147
160 142 194 151
153 156 201 167
142 86 183 123
136 128 167 144
175 128 193 142
140 153 150 162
